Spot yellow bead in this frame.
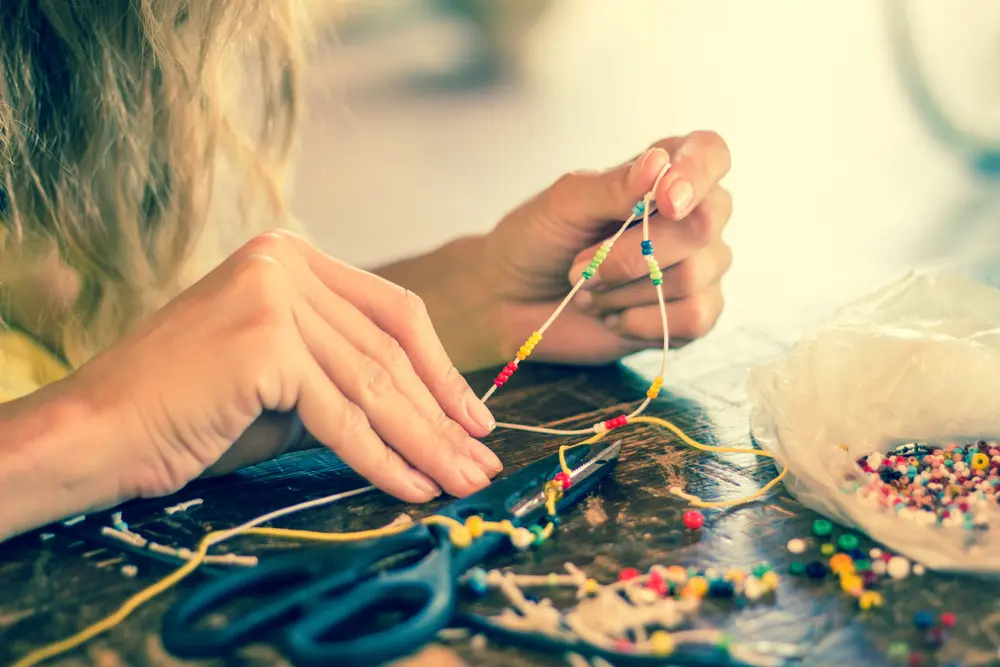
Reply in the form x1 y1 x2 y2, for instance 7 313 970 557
829 554 853 574
760 571 779 590
858 590 883 610
516 352 527 361
972 453 990 470
465 516 485 538
583 579 600 595
840 574 863 596
647 388 660 399
650 631 675 656
685 577 708 598
820 543 835 556
724 569 746 584
449 525 472 548
665 566 688 583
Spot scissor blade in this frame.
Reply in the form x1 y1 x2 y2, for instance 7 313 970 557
511 440 622 519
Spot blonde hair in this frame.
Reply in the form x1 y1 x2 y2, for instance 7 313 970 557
0 1 307 365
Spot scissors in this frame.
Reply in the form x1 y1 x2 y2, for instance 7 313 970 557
160 440 622 666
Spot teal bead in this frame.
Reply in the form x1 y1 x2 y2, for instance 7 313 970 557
837 534 859 552
789 561 806 576
812 519 833 537
582 269 594 279
632 201 645 216
529 524 545 545
751 562 772 578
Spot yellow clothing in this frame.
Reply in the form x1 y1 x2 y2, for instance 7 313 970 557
0 328 69 402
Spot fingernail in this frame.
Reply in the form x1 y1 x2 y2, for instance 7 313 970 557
668 179 694 217
469 443 503 476
570 263 599 289
459 456 491 489
408 472 441 499
604 313 620 330
468 398 495 434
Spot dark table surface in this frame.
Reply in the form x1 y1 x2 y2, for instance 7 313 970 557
1 318 999 667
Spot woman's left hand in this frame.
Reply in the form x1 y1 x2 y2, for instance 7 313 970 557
481 131 732 365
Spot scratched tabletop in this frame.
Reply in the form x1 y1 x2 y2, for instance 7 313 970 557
2 319 1000 667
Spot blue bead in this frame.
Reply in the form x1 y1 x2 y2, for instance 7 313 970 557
632 201 645 216
466 567 489 595
708 579 735 598
547 514 560 527
913 610 935 630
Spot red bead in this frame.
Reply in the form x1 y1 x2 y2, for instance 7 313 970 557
618 567 640 582
882 553 893 563
614 639 632 652
646 571 668 596
907 652 923 666
505 362 518 372
493 379 504 387
682 509 704 530
553 471 572 490
940 612 956 628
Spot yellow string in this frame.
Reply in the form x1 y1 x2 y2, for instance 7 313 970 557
555 416 787 509
15 416 787 667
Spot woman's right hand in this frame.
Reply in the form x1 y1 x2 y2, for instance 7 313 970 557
69 230 503 506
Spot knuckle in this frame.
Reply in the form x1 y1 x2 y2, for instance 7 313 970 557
717 241 734 276
671 259 700 295
603 247 643 282
241 230 293 257
688 291 723 338
378 334 410 373
233 255 291 325
359 357 394 400
340 401 373 441
431 410 470 447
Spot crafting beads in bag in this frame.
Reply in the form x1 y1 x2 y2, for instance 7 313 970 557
746 269 1000 574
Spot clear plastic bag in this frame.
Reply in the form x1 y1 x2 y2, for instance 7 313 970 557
746 269 1000 573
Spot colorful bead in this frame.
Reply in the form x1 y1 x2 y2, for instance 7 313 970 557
618 567 640 582
465 516 485 538
646 571 668 596
913 611 935 630
633 201 646 217
786 538 806 554
640 239 654 255
812 519 833 537
649 631 674 656
789 561 805 576
820 543 835 556
836 533 859 551
682 509 704 530
858 590 883 610
751 562 772 578
708 579 735 598
553 471 572 490
684 577 709 598
582 578 600 595
466 567 489 595
602 414 629 431
760 571 779 590
646 375 664 399
828 554 853 574
887 643 909 658
940 612 956 628
887 556 911 579
840 574 863 596
450 525 473 548
804 561 828 579
529 525 545 545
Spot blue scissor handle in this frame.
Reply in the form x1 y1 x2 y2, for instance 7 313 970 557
285 524 458 666
161 525 438 658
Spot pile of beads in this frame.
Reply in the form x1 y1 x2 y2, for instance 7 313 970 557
458 561 802 666
850 440 1000 530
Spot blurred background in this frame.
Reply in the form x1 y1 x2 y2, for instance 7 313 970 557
290 0 1000 343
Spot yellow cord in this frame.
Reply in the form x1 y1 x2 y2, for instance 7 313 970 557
14 416 786 667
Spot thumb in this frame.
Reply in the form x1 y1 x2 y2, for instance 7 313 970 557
542 147 670 229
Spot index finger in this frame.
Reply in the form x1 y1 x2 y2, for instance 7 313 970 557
649 131 731 221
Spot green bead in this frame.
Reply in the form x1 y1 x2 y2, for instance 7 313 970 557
595 249 608 260
529 524 545 545
588 260 600 269
887 642 908 658
812 519 833 537
751 562 771 578
582 270 594 279
854 559 871 573
789 561 805 576
652 279 663 286
837 534 859 551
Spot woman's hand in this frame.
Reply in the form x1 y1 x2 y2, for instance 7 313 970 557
379 132 733 369
485 132 732 365
29 232 502 527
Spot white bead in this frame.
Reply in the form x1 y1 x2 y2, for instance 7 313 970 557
512 528 534 551
887 556 910 580
869 548 882 559
744 577 763 601
913 564 926 576
871 560 887 576
786 539 806 554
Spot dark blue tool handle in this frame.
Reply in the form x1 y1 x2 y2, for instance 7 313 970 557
283 525 457 666
161 526 437 657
